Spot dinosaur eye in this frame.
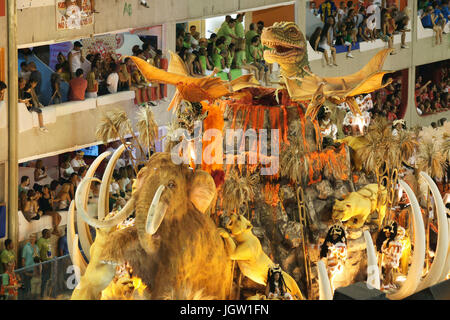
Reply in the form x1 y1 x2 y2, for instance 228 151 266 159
168 181 176 189
288 27 297 34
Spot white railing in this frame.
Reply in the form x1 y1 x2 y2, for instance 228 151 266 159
0 91 135 133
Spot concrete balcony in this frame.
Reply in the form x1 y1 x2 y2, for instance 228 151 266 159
0 89 175 164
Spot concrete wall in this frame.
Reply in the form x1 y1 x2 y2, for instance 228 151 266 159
17 0 293 47
0 89 175 164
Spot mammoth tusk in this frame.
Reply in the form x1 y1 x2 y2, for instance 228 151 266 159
146 185 168 235
416 172 449 290
364 230 380 290
317 260 333 300
388 180 426 300
76 177 135 229
75 148 113 261
67 201 88 275
98 144 128 221
440 218 450 282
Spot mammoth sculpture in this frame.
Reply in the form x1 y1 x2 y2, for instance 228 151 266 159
218 213 305 300
70 148 233 300
332 184 387 229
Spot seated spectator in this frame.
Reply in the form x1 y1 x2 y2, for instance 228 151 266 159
1 261 21 300
0 239 16 274
421 5 443 45
248 36 269 84
70 151 88 172
19 62 31 81
28 62 42 99
343 26 355 58
0 81 6 101
39 185 62 235
49 180 61 204
106 62 119 94
55 183 71 211
34 160 48 186
68 172 79 200
69 68 87 101
22 80 48 132
60 154 75 182
358 15 374 42
19 175 31 194
21 190 42 222
234 39 259 80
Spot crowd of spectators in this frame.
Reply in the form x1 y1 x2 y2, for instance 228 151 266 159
175 14 273 85
309 0 410 65
419 0 450 45
0 227 69 300
17 39 168 132
370 74 404 120
415 63 450 115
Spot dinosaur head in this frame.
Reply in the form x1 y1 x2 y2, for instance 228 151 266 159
261 22 309 77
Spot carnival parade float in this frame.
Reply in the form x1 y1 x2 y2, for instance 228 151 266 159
67 22 450 300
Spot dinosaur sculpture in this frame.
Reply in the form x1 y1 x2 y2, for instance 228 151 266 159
218 213 305 300
70 148 234 300
261 21 393 119
332 184 387 229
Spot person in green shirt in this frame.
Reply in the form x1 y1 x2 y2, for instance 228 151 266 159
249 36 269 85
217 19 237 46
220 15 232 30
198 47 213 76
220 49 232 81
37 229 52 298
245 23 258 60
227 43 236 69
235 39 260 81
37 229 52 262
0 239 15 274
235 13 245 39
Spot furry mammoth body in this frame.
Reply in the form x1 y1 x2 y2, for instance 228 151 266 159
332 184 387 228
72 153 233 300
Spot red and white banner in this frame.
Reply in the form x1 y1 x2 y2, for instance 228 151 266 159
56 0 94 30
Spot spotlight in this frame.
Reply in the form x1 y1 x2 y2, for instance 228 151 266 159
140 0 150 8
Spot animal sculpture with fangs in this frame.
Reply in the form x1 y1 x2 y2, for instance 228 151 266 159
261 21 394 119
70 146 234 300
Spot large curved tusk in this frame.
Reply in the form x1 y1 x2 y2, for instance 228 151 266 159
98 144 127 220
317 260 333 300
76 177 135 229
67 201 88 275
364 230 380 290
388 180 426 300
417 172 449 290
440 218 450 282
145 185 168 235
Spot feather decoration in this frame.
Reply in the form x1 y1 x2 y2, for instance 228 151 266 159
222 170 260 213
136 106 159 152
96 109 132 143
